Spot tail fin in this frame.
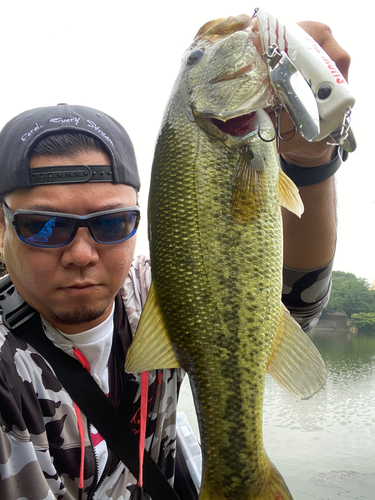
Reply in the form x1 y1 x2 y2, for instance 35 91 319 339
257 463 294 500
199 460 293 500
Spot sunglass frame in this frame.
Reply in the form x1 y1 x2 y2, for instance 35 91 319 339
2 202 141 248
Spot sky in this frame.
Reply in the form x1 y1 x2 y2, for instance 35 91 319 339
1 0 373 282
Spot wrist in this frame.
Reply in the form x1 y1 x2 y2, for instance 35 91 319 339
280 147 347 187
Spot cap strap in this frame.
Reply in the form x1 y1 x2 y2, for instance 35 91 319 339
29 165 114 186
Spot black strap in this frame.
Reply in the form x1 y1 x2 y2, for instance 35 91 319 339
15 313 180 500
279 147 344 187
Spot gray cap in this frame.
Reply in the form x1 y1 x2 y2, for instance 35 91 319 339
0 103 140 197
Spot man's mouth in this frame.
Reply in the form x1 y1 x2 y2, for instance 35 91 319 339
66 282 97 288
60 282 100 294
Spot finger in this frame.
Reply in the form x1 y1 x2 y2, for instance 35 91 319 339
297 21 351 81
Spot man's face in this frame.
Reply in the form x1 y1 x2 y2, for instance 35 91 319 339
1 150 138 334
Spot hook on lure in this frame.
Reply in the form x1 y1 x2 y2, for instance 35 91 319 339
258 104 297 149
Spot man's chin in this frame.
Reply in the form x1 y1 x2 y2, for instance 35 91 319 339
49 306 110 330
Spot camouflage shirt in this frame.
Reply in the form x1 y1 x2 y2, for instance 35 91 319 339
0 256 183 500
0 255 331 499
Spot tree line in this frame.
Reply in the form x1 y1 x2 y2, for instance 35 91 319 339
324 271 375 332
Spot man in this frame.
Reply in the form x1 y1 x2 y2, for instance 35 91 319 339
0 21 350 500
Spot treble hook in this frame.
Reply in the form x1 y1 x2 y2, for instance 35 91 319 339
258 104 297 149
257 125 276 143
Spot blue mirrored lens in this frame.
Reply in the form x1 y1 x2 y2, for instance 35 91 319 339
90 212 138 243
18 215 75 246
28 218 56 243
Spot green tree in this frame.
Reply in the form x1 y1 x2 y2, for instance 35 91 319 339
351 312 375 332
325 271 375 318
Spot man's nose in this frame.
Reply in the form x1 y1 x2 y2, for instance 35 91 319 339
60 227 100 267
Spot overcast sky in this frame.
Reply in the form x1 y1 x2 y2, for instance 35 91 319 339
1 0 372 282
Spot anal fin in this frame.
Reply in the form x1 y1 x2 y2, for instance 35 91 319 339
267 303 326 399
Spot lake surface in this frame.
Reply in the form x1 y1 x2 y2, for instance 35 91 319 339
178 329 375 498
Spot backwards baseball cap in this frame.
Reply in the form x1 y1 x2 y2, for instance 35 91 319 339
0 103 140 197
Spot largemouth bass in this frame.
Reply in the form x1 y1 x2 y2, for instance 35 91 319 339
126 14 326 500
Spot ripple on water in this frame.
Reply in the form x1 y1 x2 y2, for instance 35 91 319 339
263 333 375 478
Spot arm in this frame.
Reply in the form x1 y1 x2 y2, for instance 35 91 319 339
282 172 337 270
279 21 351 270
277 22 352 328
281 168 337 331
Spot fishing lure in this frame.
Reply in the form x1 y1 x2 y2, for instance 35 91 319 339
255 8 356 152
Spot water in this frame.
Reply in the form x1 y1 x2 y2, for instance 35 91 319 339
177 329 375 498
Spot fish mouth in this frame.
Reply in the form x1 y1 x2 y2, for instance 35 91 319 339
211 112 258 137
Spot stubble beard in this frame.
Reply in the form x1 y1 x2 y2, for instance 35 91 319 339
49 306 109 326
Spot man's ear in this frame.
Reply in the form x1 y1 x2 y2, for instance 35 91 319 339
0 205 4 245
0 200 6 249
0 218 5 274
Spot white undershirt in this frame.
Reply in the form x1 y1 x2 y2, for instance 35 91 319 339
41 304 115 480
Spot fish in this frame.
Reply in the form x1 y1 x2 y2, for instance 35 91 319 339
126 14 326 500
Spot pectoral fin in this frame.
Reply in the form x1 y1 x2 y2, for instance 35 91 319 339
278 167 304 217
125 282 181 373
266 303 326 399
231 145 266 223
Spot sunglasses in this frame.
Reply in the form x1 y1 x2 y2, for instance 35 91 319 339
2 201 140 248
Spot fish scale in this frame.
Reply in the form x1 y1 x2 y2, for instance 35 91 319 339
126 14 326 500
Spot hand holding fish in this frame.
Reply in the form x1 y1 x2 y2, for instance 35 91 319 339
280 20 351 270
277 21 351 166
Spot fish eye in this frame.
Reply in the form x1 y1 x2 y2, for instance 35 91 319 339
187 49 205 65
